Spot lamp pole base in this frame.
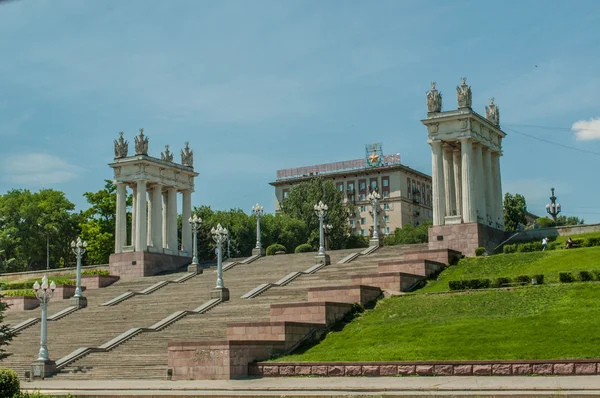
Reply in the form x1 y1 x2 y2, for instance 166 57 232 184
314 254 331 265
31 359 56 379
69 296 87 309
210 287 230 302
187 264 204 274
252 248 266 256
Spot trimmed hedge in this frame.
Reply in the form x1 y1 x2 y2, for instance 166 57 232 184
266 244 287 256
81 269 110 276
559 272 575 283
475 247 486 257
533 274 544 285
450 274 545 291
2 289 36 297
0 367 20 397
579 271 594 282
294 244 313 254
3 277 75 291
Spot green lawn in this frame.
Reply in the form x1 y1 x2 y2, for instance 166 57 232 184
275 283 600 362
420 246 600 293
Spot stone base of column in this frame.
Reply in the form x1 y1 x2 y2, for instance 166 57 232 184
369 237 383 247
210 287 230 302
428 223 506 257
109 251 192 280
31 359 56 379
69 296 87 309
187 264 204 275
314 254 331 265
252 247 266 256
444 215 463 225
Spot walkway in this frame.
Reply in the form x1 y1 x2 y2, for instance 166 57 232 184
21 376 600 396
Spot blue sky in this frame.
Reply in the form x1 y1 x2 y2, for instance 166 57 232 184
1 0 599 222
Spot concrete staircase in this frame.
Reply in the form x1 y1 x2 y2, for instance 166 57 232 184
3 244 431 380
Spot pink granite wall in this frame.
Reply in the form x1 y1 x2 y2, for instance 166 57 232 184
351 272 423 292
270 302 353 326
307 285 382 306
402 248 462 264
377 259 443 277
109 251 190 279
428 223 504 257
2 296 39 311
226 321 322 349
80 275 120 289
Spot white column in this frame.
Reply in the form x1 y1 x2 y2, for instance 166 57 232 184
492 153 504 230
460 138 476 223
152 185 163 250
131 186 137 246
453 149 462 218
162 191 168 248
473 144 486 223
442 146 456 216
483 148 494 226
115 182 127 253
181 190 192 254
430 141 446 226
167 187 178 252
135 180 147 252
147 188 153 247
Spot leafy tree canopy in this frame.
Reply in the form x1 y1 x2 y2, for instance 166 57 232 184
503 192 527 232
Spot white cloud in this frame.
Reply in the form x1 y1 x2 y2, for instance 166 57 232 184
0 153 83 185
571 117 600 141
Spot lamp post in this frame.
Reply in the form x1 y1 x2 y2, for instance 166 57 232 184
187 215 203 274
32 275 57 379
324 223 333 251
367 190 382 246
252 203 265 256
313 201 330 265
211 223 230 301
70 237 87 308
545 187 561 222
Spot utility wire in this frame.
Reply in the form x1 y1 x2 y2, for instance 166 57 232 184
503 127 600 157
504 123 600 133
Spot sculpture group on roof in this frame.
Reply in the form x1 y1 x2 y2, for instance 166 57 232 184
112 129 193 167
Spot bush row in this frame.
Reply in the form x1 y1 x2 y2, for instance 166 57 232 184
449 274 544 291
503 236 600 254
0 276 76 291
81 269 110 276
559 270 600 283
1 289 36 297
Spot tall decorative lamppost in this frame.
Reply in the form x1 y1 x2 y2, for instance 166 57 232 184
314 201 330 265
31 275 57 379
252 203 265 256
545 187 562 222
70 237 87 308
211 223 230 301
367 190 382 247
324 223 333 251
188 215 203 274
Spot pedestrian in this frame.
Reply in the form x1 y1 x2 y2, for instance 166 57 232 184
566 237 573 249
542 237 548 251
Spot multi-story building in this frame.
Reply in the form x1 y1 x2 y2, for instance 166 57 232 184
270 149 433 237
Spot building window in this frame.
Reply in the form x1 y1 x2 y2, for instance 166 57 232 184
359 181 366 191
350 219 355 227
282 189 289 200
349 194 355 202
383 178 389 187
360 193 366 201
383 191 389 198
384 215 390 222
347 182 355 193
361 217 366 225
384 203 390 210
385 227 390 235
360 205 366 212
361 229 366 237
336 182 344 192
407 178 411 199
370 178 378 192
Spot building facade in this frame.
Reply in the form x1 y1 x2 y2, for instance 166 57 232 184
270 152 433 238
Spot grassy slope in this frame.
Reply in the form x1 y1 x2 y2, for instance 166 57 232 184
277 283 600 362
421 246 600 293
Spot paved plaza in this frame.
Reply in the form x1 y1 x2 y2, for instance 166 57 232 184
21 376 600 396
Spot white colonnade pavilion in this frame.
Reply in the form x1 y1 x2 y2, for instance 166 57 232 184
422 78 506 230
110 129 199 256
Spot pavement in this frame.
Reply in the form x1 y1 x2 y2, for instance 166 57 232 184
20 376 600 397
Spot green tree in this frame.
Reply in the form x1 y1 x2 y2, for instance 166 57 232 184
535 217 556 229
503 192 527 231
0 292 16 361
280 178 352 250
555 215 585 226
384 221 432 245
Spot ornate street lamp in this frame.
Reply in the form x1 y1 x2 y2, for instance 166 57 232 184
313 201 330 265
70 237 87 308
324 223 333 251
188 215 203 274
211 223 230 301
545 187 561 222
367 190 381 246
252 203 265 256
32 275 57 379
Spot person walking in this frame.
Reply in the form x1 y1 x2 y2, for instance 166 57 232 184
542 237 548 251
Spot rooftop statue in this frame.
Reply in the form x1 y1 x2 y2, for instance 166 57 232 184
134 128 149 156
161 145 174 162
485 97 500 126
426 81 442 113
113 132 128 159
456 77 472 109
181 142 194 167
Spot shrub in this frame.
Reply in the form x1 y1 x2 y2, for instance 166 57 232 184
81 269 110 276
503 244 517 254
475 247 486 257
266 244 286 256
593 270 600 281
536 217 556 228
345 234 369 249
515 275 531 284
0 367 20 397
533 274 544 285
2 289 36 297
573 238 584 247
584 237 600 247
449 280 465 291
294 244 312 254
579 271 594 282
493 277 512 288
559 272 575 283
